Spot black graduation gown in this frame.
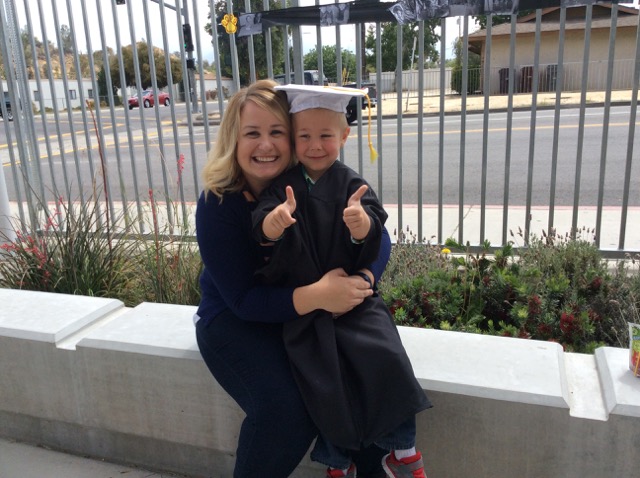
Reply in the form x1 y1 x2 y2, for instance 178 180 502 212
253 162 431 450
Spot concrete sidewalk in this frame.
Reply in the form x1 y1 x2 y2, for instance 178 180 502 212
194 89 635 125
0 437 188 478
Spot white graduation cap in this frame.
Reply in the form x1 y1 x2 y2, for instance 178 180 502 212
274 84 367 114
274 84 378 162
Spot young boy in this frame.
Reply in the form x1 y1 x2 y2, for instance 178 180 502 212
252 84 431 478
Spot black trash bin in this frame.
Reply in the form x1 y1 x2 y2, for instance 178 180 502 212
519 66 533 93
542 64 558 92
499 68 511 94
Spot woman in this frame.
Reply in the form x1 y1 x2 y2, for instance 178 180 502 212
194 79 391 478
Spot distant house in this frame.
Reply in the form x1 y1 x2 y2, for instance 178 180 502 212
194 72 236 99
467 4 639 94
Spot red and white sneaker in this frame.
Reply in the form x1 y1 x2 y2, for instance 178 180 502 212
326 463 357 478
382 451 426 478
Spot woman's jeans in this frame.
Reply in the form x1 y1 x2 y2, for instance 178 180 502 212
311 416 417 469
195 308 388 477
196 309 317 478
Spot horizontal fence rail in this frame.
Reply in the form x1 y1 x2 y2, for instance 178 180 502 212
0 0 639 257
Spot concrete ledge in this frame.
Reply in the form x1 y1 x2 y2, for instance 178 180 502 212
400 328 569 409
0 289 123 343
595 346 640 418
1 289 639 478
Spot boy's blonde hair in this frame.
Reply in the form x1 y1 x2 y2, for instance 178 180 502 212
292 108 348 131
201 79 293 199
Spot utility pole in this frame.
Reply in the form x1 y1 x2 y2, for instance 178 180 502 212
178 0 198 113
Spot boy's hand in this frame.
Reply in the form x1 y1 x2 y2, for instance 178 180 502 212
262 186 297 240
343 184 371 241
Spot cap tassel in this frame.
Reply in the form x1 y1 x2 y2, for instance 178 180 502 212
365 93 377 163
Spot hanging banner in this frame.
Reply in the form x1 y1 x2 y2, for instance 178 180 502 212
234 0 618 36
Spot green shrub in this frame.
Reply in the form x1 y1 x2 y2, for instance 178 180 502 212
379 231 640 353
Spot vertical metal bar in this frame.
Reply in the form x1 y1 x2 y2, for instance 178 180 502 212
59 0 97 208
263 0 274 79
159 0 187 222
618 4 640 250
355 23 364 176
480 18 492 244
281 0 290 82
245 0 256 84
416 20 424 242
0 0 26 224
210 0 226 117
77 0 116 224
594 3 619 249
226 0 240 92
125 0 156 216
571 3 593 238
172 0 199 207
23 0 60 201
48 0 84 204
140 0 174 227
396 23 403 237
35 0 71 201
438 17 446 245
315 0 323 79
291 0 303 79
336 6 343 164
99 0 129 222
548 6 567 233
192 0 211 155
501 14 516 246
112 0 144 230
524 9 542 244
5 0 44 226
458 15 469 244
336 18 343 85
375 22 383 205
179 0 197 113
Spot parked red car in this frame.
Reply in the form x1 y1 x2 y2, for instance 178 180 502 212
128 89 171 109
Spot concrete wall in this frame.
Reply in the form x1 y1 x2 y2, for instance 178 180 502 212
1 288 639 478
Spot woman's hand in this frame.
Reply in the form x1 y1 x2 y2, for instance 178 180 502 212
292 268 373 316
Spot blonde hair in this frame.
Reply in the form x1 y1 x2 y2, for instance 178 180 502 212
201 79 292 199
293 108 348 130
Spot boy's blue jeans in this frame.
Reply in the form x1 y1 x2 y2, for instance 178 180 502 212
311 415 417 469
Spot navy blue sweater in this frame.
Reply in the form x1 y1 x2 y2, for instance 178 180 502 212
195 189 391 325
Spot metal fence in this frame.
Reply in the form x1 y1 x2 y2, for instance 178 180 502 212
1 0 639 257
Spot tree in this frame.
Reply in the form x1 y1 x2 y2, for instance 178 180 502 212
109 40 182 91
205 0 285 85
303 45 357 83
60 25 74 56
365 20 440 73
450 38 480 95
475 10 534 30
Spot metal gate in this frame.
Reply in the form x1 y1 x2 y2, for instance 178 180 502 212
1 0 639 257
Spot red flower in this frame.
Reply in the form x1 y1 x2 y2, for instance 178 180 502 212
588 277 603 292
528 294 542 317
